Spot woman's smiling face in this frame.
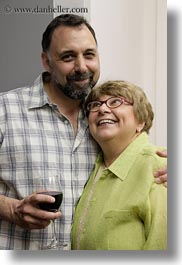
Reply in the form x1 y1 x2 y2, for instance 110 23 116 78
88 94 144 145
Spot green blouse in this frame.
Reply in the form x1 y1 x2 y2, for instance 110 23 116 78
71 133 167 250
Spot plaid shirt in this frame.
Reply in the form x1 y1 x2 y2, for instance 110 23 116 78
0 73 99 250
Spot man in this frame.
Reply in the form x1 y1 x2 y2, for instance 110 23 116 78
0 14 167 250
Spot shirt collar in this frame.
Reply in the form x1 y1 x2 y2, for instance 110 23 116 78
95 133 150 181
27 72 51 110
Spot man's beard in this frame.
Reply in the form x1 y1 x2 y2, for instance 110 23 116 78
54 72 97 100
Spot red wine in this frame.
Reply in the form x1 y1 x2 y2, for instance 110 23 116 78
38 191 63 212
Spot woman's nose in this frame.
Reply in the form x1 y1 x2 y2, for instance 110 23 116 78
98 102 111 113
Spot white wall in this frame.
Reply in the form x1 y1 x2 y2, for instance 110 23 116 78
90 0 167 147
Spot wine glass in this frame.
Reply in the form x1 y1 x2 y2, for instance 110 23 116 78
36 175 67 250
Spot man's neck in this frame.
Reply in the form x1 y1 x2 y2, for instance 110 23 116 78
44 79 81 135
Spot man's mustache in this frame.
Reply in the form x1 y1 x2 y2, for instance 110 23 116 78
67 72 93 81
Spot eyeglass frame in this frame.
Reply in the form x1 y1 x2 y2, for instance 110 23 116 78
86 96 133 112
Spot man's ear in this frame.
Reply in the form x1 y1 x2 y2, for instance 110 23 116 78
41 52 52 73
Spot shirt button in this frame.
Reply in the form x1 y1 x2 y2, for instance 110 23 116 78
64 120 69 124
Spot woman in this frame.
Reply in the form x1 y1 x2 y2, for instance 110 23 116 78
71 80 167 250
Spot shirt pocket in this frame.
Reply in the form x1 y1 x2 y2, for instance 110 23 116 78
104 209 132 222
96 209 144 250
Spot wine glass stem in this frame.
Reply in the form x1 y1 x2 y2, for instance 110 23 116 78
51 219 58 246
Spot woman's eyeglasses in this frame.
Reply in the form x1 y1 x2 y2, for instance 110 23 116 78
86 97 133 112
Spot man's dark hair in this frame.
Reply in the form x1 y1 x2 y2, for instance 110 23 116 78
42 14 97 52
